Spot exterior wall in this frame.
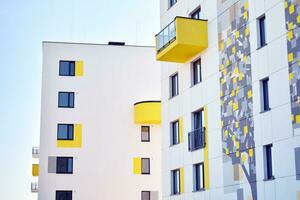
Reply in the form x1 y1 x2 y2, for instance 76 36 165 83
159 0 300 200
39 42 161 200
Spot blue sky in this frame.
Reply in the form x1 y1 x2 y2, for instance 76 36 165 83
0 0 159 199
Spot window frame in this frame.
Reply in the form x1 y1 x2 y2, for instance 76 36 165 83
260 77 270 112
141 126 150 142
171 169 180 195
191 58 202 86
56 190 72 200
56 157 73 174
169 0 177 8
141 191 151 200
170 73 179 98
141 158 151 175
257 15 267 48
59 60 75 76
264 144 274 181
170 120 180 146
57 124 74 140
58 92 75 108
193 162 205 192
190 6 201 19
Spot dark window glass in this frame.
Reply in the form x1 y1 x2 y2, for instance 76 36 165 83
171 121 179 145
141 191 150 200
56 190 72 200
261 78 270 111
194 163 204 191
169 0 177 7
58 92 75 108
170 73 179 98
171 169 180 195
189 109 205 151
59 61 75 76
258 15 266 47
264 144 274 180
57 124 74 140
141 158 150 174
193 110 203 130
192 58 202 85
141 126 150 142
56 157 73 174
191 7 201 19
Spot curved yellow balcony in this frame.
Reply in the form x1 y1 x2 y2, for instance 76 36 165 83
134 101 161 124
155 17 208 63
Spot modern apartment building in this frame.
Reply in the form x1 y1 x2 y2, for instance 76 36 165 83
156 0 300 200
35 41 162 200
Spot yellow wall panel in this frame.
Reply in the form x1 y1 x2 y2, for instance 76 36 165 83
133 157 141 174
179 117 183 143
57 124 82 148
134 101 161 124
32 164 39 177
180 167 184 193
75 61 84 76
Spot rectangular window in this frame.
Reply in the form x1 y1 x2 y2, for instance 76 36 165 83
141 191 150 200
192 58 202 85
169 0 177 8
141 158 150 174
171 169 180 195
170 73 179 98
193 163 204 191
257 15 266 48
191 7 201 19
193 109 203 130
59 61 75 76
264 144 274 180
56 157 73 174
260 78 270 112
57 124 74 140
189 109 205 151
56 190 72 200
58 92 75 108
141 126 150 142
171 120 179 145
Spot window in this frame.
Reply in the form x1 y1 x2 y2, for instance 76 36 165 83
192 58 202 85
141 158 150 174
169 0 177 8
141 191 150 200
57 124 74 140
56 190 72 200
264 144 274 180
171 169 180 195
189 109 205 151
191 7 201 19
171 120 179 145
257 15 266 48
58 92 75 108
59 61 75 76
193 163 204 191
170 73 179 98
141 126 150 142
260 78 270 112
56 157 73 174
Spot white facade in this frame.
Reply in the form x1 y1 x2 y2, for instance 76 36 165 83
159 0 300 200
38 42 161 200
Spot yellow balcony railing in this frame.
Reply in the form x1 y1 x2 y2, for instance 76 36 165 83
32 164 39 177
155 17 208 63
134 101 161 124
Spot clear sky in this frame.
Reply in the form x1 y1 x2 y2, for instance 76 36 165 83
0 0 159 199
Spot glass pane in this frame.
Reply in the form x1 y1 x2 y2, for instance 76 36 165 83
68 125 74 140
70 62 75 76
58 93 69 107
142 192 150 200
59 61 70 76
68 158 73 173
58 125 68 139
69 93 74 107
142 158 150 174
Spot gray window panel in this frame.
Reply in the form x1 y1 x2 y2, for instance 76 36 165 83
141 126 150 142
141 158 150 174
295 147 300 180
171 169 180 195
48 156 57 173
141 191 150 200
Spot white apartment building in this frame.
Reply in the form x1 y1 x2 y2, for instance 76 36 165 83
35 41 162 200
156 0 300 200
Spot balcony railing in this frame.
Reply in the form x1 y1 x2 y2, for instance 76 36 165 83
188 127 205 151
32 147 39 158
31 182 38 193
156 19 176 52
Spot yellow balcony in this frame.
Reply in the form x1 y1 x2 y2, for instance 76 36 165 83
32 164 39 177
134 101 161 124
155 17 208 63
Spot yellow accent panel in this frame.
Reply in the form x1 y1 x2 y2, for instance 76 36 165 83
134 102 161 124
133 157 141 174
179 117 184 143
75 61 84 76
32 164 39 177
179 167 184 193
203 106 210 189
57 124 82 148
296 115 300 124
156 18 208 63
